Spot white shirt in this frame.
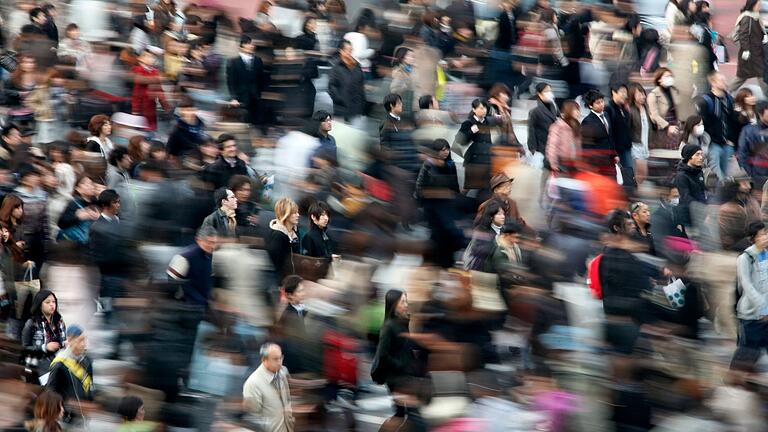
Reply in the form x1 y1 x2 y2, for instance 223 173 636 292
239 53 254 68
640 109 650 150
592 110 609 132
100 213 119 223
389 113 401 122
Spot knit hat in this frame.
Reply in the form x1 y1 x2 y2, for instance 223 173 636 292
66 324 84 338
680 144 702 163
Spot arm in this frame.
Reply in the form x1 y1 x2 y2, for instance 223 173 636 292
738 252 767 312
57 200 80 230
243 383 265 414
327 66 342 106
738 127 754 174
647 90 669 130
21 319 41 352
415 163 429 199
226 59 239 102
546 121 562 169
527 110 538 153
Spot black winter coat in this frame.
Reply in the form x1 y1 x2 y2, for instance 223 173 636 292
266 224 300 280
599 246 661 323
201 156 249 189
605 100 632 152
328 59 365 119
527 99 559 154
380 116 419 174
415 158 460 199
372 318 418 388
301 226 334 259
226 55 265 107
455 116 493 190
674 163 707 225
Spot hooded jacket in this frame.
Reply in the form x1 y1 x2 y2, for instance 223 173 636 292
266 220 300 279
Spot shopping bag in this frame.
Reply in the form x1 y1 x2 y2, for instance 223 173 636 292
14 266 40 321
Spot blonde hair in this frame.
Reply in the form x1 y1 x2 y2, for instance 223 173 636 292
274 197 299 227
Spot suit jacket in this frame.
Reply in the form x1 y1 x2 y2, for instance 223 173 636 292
243 364 294 432
226 55 265 106
605 100 632 152
581 112 616 176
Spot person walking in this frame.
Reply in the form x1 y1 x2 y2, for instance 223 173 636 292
675 144 707 227
227 35 266 130
696 71 738 182
267 198 301 281
606 84 633 169
46 325 93 403
21 290 66 376
131 50 168 132
328 40 365 124
648 67 682 150
243 342 295 432
455 98 493 191
201 187 238 238
628 83 653 184
738 102 768 189
730 0 768 94
301 201 335 260
201 134 250 190
732 221 768 368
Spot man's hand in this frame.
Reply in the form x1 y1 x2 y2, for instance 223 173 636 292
229 99 240 107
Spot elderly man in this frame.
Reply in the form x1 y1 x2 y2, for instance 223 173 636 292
243 342 294 432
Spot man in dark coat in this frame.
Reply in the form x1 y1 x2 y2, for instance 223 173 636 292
328 40 365 122
200 187 238 238
380 94 419 176
41 3 59 46
226 35 266 128
527 83 559 158
47 325 94 403
21 7 50 39
494 0 520 51
201 134 250 189
581 89 616 176
674 144 707 227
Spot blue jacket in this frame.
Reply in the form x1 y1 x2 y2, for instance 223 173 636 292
737 121 768 179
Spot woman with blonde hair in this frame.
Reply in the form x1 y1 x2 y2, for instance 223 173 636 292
266 197 301 279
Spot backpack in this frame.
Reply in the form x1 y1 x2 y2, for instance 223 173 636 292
587 254 603 299
700 93 734 120
735 250 757 313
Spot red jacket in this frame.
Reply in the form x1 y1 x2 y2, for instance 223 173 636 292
131 65 167 131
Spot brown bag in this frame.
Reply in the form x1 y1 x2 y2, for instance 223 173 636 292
292 254 330 282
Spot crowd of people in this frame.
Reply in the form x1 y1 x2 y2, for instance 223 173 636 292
0 0 768 431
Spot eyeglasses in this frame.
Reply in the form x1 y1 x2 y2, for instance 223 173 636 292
630 202 645 213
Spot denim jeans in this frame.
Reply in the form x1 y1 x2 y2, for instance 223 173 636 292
618 148 634 170
731 319 768 368
708 142 734 181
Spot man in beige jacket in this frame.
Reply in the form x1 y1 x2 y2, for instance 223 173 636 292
243 343 294 432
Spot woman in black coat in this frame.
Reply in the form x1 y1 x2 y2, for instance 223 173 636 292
454 98 493 190
21 290 66 376
267 198 301 280
416 139 464 268
301 201 335 260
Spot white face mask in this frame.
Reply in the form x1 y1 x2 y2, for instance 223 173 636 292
661 76 675 88
694 124 705 137
669 197 680 207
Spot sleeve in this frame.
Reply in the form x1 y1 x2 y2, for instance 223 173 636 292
57 200 80 230
453 121 472 155
373 323 406 375
243 381 265 414
21 319 41 352
390 69 407 95
328 66 342 106
546 122 562 169
739 252 766 312
415 163 429 199
226 58 237 101
647 90 670 130
738 126 753 175
167 254 190 280
46 362 63 393
527 110 538 153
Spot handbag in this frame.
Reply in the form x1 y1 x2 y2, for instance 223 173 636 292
14 266 40 322
292 254 330 282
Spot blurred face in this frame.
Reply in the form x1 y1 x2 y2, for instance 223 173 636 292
438 146 450 160
179 107 197 124
197 235 218 254
311 211 329 229
11 206 23 221
739 180 752 193
320 116 332 132
709 73 727 92
135 405 145 422
101 121 112 136
495 181 512 195
41 295 56 317
19 57 35 73
493 209 505 226
612 87 627 104
41 171 57 189
119 155 133 170
21 173 40 189
431 97 439 110
222 140 238 158
76 177 95 198
633 89 646 106
66 28 80 40
109 198 121 215
590 98 605 113
305 18 317 33
1 227 8 242
32 12 47 25
340 43 354 62
391 98 403 116
632 203 650 225
138 52 156 67
396 293 409 318
241 41 255 54
473 103 487 119
755 228 768 249
69 335 87 356
403 50 415 66
745 95 757 106
263 345 283 374
688 150 704 167
288 208 300 226
287 283 306 304
200 143 219 158
234 183 252 202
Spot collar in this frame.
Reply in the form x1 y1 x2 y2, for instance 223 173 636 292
100 213 119 222
591 110 605 117
389 113 401 121
240 52 253 63
291 303 306 314
473 115 485 123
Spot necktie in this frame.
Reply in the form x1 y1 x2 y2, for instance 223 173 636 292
599 114 609 133
272 373 285 406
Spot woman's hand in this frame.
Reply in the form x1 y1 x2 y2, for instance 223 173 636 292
45 342 60 352
667 125 679 136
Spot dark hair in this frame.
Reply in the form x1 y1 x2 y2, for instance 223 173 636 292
418 95 434 110
383 289 404 321
627 82 647 107
282 275 303 295
607 208 631 234
338 39 352 50
383 94 402 113
41 3 55 13
748 221 766 241
719 179 744 203
584 89 605 107
610 84 628 95
98 189 120 208
17 163 39 180
624 13 641 33
431 138 450 152
355 8 376 32
471 98 490 112
29 7 45 22
535 82 551 95
540 8 555 23
65 23 79 33
228 175 252 194
488 83 511 101
681 114 703 143
214 187 231 208
742 0 759 13
30 289 62 325
474 200 504 229
756 101 768 116
308 201 330 229
239 34 253 47
117 396 144 421
302 16 316 34
108 147 130 167
217 133 236 148
394 47 413 67
312 110 332 123
148 140 166 158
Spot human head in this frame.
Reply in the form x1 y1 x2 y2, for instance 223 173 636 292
536 83 553 103
214 187 237 211
338 39 354 63
654 67 674 88
117 396 145 422
228 175 252 203
41 3 56 17
17 164 41 189
742 0 760 13
489 83 511 105
384 93 403 116
707 70 727 93
217 133 238 159
630 202 650 227
384 289 409 320
128 135 149 162
239 35 255 54
627 82 647 107
539 8 556 24
471 98 489 119
757 101 768 124
607 208 633 235
33 391 63 426
31 289 58 320
88 114 111 137
490 173 514 195
683 114 704 143
1 124 21 148
65 23 80 39
611 84 628 105
275 197 300 228
177 97 197 125
475 200 505 229
419 95 437 110
73 174 96 200
681 143 704 167
98 189 120 215
29 7 47 25
396 47 414 67
749 221 768 248
66 325 87 356
624 13 642 36
108 147 132 170
308 201 330 229
431 138 451 160
195 225 218 253
561 99 581 123
260 342 283 373
302 16 317 35
312 110 333 135
0 194 23 224
735 87 757 109
282 275 305 304
584 89 605 113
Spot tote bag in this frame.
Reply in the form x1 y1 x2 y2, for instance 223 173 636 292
14 266 40 321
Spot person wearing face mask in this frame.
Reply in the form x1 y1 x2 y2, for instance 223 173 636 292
650 182 688 260
648 67 681 150
681 115 712 153
738 102 768 190
719 178 761 251
695 71 739 182
527 83 559 160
